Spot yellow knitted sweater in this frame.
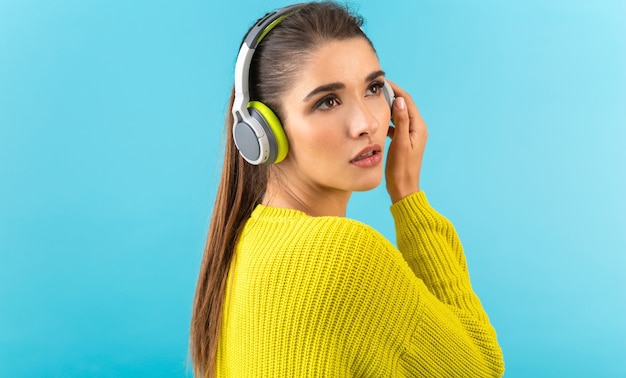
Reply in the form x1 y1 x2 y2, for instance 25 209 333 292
217 192 504 377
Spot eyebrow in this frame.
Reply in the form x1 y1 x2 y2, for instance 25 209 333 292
302 70 386 102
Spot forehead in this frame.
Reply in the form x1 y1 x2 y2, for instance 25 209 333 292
298 38 381 85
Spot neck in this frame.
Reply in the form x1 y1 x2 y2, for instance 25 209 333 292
262 180 351 217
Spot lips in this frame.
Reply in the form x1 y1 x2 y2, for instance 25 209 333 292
350 144 383 164
354 150 376 160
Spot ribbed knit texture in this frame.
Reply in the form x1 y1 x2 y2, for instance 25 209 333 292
217 191 504 377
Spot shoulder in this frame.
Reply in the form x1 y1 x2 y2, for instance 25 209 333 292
308 216 393 254
239 205 417 301
243 205 396 258
237 206 417 301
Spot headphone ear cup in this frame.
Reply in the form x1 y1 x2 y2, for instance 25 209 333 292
233 118 263 163
383 80 395 109
248 101 289 164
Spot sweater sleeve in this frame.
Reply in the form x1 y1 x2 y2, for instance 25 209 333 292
390 191 505 377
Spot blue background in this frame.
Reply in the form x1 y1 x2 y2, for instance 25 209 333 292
1 0 624 376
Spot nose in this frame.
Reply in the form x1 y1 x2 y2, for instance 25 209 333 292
347 98 381 138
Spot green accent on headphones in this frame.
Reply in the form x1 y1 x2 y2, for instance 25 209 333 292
249 101 288 163
257 14 291 44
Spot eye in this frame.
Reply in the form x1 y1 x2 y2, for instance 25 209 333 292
315 95 340 110
366 81 385 97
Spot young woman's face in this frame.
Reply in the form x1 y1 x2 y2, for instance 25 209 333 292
278 37 391 198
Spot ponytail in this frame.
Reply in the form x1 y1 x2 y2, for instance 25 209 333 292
189 88 268 377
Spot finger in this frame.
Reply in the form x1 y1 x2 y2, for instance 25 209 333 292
387 80 425 135
391 97 410 145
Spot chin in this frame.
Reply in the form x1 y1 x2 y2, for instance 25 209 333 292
351 176 383 192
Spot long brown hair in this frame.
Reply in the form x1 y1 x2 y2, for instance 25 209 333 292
190 2 374 376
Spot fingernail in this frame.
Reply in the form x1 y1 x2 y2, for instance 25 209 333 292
395 97 405 109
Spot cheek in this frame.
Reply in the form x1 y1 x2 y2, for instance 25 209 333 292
286 120 342 153
302 132 341 160
376 105 392 135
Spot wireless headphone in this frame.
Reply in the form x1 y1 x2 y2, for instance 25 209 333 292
232 4 396 165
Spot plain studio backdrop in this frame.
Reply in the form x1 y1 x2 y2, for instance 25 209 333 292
1 0 624 376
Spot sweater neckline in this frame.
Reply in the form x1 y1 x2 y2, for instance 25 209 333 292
252 204 310 220
252 204 351 220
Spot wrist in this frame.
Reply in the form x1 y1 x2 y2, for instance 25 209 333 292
388 185 420 204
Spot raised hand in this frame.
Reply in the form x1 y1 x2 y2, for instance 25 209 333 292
385 80 428 203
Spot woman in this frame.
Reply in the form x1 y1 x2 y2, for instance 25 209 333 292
190 2 504 377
